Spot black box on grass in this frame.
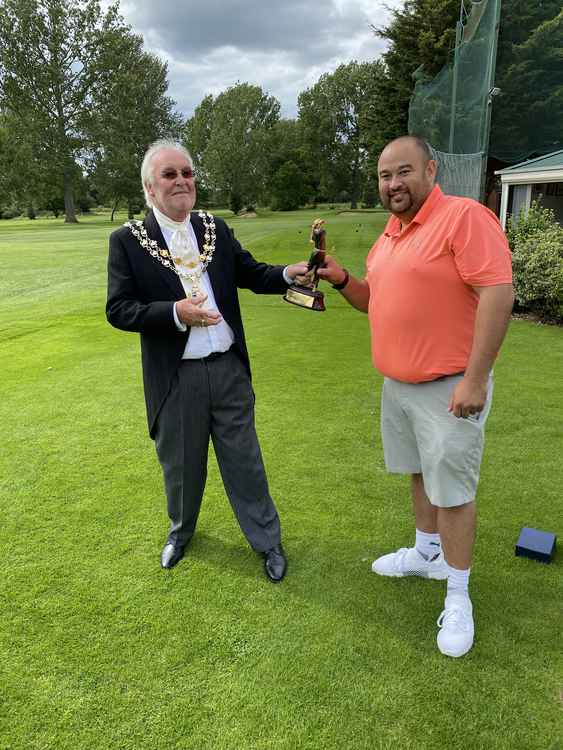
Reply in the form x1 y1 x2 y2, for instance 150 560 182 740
515 527 557 563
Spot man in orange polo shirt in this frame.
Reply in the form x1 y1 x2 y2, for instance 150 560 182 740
317 135 514 657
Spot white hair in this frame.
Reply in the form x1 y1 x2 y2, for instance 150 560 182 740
141 140 194 207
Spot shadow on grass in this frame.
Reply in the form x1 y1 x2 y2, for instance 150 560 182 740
176 530 443 638
166 525 562 671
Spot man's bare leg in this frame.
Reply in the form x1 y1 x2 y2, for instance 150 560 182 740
438 501 476 570
410 473 442 561
411 473 437 532
436 500 476 658
371 473 446 577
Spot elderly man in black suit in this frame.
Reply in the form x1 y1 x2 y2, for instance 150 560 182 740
106 140 308 581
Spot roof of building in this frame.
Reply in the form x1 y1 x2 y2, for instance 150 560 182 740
496 149 563 175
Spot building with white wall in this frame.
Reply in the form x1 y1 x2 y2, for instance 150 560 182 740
496 150 563 229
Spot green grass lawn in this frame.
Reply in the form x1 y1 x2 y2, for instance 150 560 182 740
0 211 561 750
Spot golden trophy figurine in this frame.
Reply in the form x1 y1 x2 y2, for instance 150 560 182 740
283 218 327 311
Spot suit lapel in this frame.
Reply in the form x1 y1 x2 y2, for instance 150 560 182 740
143 210 185 299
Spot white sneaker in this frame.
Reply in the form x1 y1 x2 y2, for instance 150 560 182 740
371 546 448 579
437 594 474 657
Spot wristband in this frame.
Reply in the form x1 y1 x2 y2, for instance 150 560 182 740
332 269 349 290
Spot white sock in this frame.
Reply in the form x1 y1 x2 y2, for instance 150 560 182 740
415 529 441 561
446 562 471 598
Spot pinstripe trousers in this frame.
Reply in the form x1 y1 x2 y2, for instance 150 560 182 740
154 348 281 551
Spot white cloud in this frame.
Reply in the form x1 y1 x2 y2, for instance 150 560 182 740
116 0 403 118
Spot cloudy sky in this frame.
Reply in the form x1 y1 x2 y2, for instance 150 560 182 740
116 0 403 120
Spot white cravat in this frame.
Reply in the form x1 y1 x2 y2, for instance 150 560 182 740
152 206 235 358
152 207 200 291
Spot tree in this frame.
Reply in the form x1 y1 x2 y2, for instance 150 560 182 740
373 0 458 142
0 0 130 222
298 61 386 207
0 109 63 216
269 163 307 211
265 119 314 211
90 29 182 220
0 111 35 214
375 0 562 163
186 83 280 213
184 94 214 189
490 3 563 161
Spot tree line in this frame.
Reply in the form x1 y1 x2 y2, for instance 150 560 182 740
0 0 181 222
1 0 560 222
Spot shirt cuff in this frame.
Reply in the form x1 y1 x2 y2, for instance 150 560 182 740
282 266 294 285
173 302 187 331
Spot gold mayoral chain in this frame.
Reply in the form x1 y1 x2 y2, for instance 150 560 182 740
125 211 217 295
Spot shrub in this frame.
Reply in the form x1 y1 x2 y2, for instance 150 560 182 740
506 201 556 249
0 208 21 219
509 203 563 322
229 192 244 215
78 193 96 212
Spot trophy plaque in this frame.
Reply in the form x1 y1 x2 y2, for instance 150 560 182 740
283 219 327 312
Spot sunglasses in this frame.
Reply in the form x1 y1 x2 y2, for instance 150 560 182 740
160 168 194 180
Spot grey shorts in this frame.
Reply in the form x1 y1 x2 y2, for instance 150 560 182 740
380 374 494 508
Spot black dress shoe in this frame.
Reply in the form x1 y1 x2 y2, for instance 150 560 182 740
263 544 287 583
160 543 185 569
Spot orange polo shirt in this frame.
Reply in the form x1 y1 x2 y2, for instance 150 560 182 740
366 185 512 383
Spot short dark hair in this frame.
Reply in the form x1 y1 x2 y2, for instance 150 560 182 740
383 135 434 162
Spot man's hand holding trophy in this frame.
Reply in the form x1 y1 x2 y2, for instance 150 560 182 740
283 219 328 312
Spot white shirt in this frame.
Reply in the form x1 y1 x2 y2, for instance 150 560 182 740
153 208 235 359
153 208 293 359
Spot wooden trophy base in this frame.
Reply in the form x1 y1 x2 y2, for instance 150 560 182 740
283 284 325 311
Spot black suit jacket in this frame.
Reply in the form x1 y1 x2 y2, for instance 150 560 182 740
106 209 289 438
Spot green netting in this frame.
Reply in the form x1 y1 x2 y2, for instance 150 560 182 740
431 149 484 202
408 0 501 199
408 0 563 194
409 0 500 157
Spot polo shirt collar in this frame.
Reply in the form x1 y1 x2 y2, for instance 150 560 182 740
384 184 444 238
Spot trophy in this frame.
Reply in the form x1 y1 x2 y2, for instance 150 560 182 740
283 218 327 311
